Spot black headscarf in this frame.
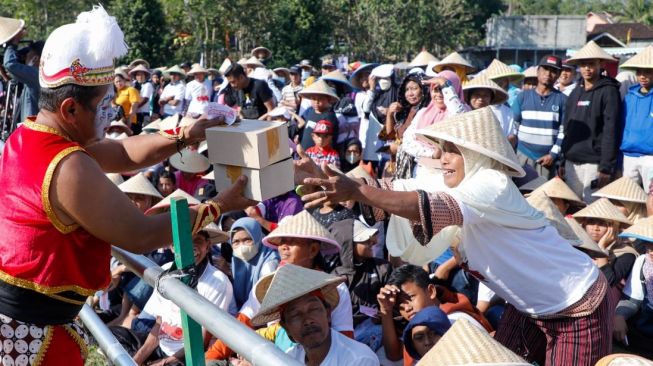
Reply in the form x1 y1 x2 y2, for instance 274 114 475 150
370 73 399 124
395 73 431 124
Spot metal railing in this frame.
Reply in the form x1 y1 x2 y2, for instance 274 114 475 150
78 305 137 366
110 246 303 366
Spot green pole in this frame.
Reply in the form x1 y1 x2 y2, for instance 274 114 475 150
170 197 206 366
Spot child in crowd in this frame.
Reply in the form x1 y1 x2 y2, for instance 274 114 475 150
402 306 451 364
305 120 341 169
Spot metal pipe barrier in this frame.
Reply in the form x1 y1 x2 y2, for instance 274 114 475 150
79 304 138 366
111 246 303 366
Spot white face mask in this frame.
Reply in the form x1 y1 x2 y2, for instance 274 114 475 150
378 79 392 91
94 89 115 140
347 152 361 165
107 131 121 139
301 70 311 80
233 244 259 262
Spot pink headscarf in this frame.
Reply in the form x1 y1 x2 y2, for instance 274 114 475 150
416 70 465 130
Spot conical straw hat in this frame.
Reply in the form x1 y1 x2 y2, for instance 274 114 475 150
251 46 272 60
218 58 232 74
433 51 475 74
145 188 200 215
118 172 163 199
523 66 538 79
201 170 214 180
251 263 345 326
187 64 208 76
322 69 353 89
128 58 150 69
415 106 525 177
573 198 633 225
0 17 25 45
244 56 264 69
201 222 229 244
410 49 439 67
620 217 653 243
567 41 617 65
297 79 339 101
164 65 186 77
462 74 508 105
526 191 580 243
596 354 653 366
565 217 608 258
485 59 524 83
526 177 585 206
262 210 341 255
417 319 530 366
592 176 647 204
350 63 377 89
518 175 547 192
128 64 151 76
169 148 210 174
106 173 124 186
621 45 653 70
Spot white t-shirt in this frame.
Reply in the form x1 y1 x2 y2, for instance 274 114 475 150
623 255 646 301
147 261 233 356
456 198 599 316
160 82 186 116
240 282 354 332
490 103 517 137
184 79 212 114
286 329 379 366
137 82 154 114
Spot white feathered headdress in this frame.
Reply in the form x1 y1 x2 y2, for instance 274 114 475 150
39 5 128 88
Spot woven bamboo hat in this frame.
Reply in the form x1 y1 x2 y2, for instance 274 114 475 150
523 66 538 79
169 148 210 174
620 217 653 243
417 319 530 366
573 198 633 226
526 177 585 207
128 58 150 69
595 354 653 366
262 210 341 255
119 173 163 199
433 52 475 74
164 65 186 77
201 222 229 244
244 56 265 69
187 64 208 76
297 79 339 102
128 64 151 77
251 263 345 326
410 49 439 67
485 59 525 83
526 191 580 243
592 176 648 204
565 217 608 258
145 188 200 215
0 17 25 45
567 41 618 65
322 69 353 90
273 67 290 80
106 173 124 186
462 74 508 105
621 45 653 70
251 46 272 60
518 175 547 192
416 106 525 177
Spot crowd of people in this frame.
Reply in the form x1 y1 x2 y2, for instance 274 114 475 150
1 6 653 366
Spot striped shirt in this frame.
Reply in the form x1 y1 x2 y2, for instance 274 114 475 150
513 89 567 160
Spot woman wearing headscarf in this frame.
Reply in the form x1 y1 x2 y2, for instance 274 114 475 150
395 70 468 179
301 106 614 366
230 217 280 310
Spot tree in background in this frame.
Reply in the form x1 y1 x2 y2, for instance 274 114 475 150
110 0 169 67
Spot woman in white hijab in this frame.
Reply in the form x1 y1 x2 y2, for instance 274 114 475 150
300 106 613 366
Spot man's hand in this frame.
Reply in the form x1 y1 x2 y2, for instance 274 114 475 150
183 116 226 144
377 284 400 317
302 163 362 209
368 75 377 90
245 206 262 219
536 154 554 168
294 149 326 185
213 176 258 214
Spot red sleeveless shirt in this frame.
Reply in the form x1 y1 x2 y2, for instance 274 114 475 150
0 120 111 305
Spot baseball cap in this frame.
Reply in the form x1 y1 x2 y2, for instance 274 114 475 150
289 65 301 74
313 120 334 134
561 59 575 70
538 55 562 70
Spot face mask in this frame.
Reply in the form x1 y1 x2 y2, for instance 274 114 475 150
107 131 121 139
378 79 391 91
233 244 259 262
94 89 115 139
347 152 361 164
301 70 311 80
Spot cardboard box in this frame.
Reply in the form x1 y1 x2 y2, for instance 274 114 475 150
206 120 290 169
212 158 295 201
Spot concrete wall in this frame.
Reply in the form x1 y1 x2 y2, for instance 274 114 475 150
486 16 587 49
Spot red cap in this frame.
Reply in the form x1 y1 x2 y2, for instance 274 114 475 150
314 120 334 134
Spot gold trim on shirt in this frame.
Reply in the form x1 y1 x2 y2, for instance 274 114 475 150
41 146 84 234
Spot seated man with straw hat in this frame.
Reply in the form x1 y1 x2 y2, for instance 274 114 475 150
251 264 379 366
0 6 254 363
159 65 187 118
